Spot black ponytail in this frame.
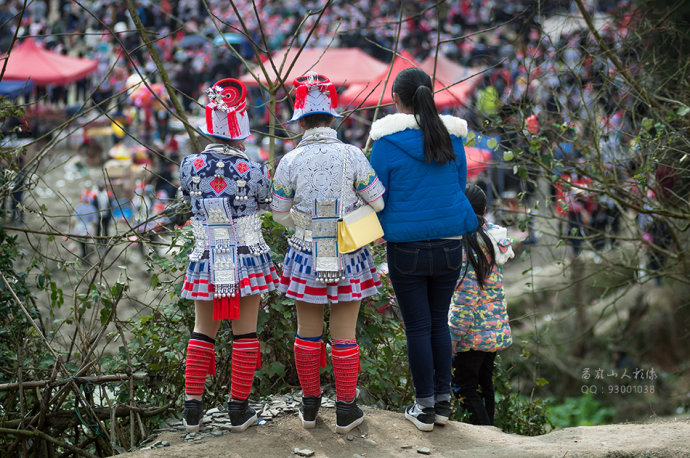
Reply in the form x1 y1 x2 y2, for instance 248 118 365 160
392 68 455 164
461 185 495 289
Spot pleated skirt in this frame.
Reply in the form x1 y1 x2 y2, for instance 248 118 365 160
278 246 381 304
181 251 280 300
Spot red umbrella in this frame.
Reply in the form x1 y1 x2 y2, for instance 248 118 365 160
129 82 168 109
2 38 98 85
339 51 474 109
239 47 388 87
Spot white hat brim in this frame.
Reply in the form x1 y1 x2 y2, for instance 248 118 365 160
198 125 250 141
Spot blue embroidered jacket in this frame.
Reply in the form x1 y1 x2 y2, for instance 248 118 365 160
179 144 272 221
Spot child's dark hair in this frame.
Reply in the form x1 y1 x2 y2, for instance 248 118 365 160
299 112 334 129
392 67 455 164
462 184 495 289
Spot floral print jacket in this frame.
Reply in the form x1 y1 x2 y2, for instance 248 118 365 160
449 222 514 353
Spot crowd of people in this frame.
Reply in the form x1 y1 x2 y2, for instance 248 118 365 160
2 0 646 262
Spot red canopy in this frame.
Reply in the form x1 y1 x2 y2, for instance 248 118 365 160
339 51 474 109
464 146 492 179
2 38 98 85
239 47 388 87
421 54 482 87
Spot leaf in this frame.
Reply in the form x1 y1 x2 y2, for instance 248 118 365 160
487 137 498 150
641 118 653 131
677 106 690 117
503 150 514 162
38 353 56 369
269 361 285 377
465 131 477 147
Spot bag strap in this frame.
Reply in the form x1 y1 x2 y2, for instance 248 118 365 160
339 147 350 218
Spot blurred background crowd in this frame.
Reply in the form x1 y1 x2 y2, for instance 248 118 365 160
3 0 660 263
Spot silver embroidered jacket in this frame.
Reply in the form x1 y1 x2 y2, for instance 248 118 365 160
270 127 385 220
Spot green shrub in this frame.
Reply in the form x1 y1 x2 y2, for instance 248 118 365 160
546 394 615 428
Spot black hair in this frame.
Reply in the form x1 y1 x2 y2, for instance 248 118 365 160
392 67 455 164
461 184 495 289
299 112 334 129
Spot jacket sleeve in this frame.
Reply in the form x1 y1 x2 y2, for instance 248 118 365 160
179 155 191 202
454 138 468 192
369 139 391 206
256 163 273 211
270 158 295 225
352 146 385 206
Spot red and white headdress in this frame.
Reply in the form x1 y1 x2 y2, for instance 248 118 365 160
199 78 251 141
290 72 341 122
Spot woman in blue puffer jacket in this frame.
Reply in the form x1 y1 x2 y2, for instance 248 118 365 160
369 67 477 432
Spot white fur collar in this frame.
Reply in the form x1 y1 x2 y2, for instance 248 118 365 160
369 113 468 141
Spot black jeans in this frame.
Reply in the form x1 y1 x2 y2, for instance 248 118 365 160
387 239 463 403
452 350 496 425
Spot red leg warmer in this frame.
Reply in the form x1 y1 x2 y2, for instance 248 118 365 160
185 339 216 396
331 339 360 403
230 338 261 401
294 337 327 397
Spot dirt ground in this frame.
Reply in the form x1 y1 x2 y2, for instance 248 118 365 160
123 408 690 458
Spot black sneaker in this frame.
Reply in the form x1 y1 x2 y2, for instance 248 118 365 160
228 399 258 432
335 400 364 434
299 395 321 429
183 399 204 433
405 403 435 432
434 400 451 425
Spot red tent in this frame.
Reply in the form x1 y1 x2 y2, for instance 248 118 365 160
421 54 482 87
339 51 474 109
464 146 492 179
239 47 388 87
2 38 98 85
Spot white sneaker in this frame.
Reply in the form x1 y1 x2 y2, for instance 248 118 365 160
405 403 435 432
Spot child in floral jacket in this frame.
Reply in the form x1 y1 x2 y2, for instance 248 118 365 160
449 184 514 425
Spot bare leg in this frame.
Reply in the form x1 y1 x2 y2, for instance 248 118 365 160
232 295 261 336
329 300 361 339
193 300 222 338
296 301 325 338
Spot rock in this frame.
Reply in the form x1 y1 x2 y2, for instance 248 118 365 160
363 438 377 446
160 441 170 447
206 407 220 415
417 447 431 455
211 431 224 437
346 434 355 441
294 448 315 457
212 422 233 430
401 445 412 449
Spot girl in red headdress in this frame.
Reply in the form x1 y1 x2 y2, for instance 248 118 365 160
178 78 279 433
